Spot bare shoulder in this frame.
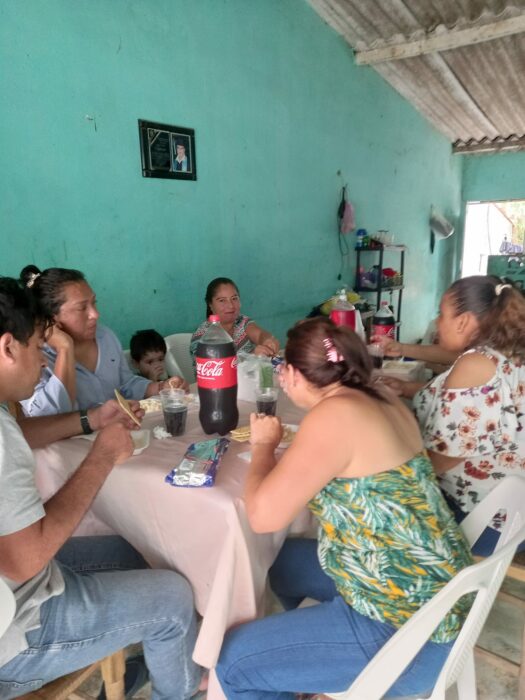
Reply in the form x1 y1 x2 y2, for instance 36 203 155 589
301 391 382 435
444 351 497 390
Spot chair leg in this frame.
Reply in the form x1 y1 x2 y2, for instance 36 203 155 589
518 622 525 700
455 652 477 700
100 650 126 700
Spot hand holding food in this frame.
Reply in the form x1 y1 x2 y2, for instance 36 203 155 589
92 423 134 465
89 399 144 431
262 336 280 355
164 376 190 392
253 345 274 357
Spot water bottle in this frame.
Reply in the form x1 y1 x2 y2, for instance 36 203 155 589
372 301 395 340
355 228 368 249
196 315 239 435
329 290 356 329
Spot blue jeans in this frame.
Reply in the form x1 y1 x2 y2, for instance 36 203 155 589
216 539 452 700
442 492 525 556
0 536 202 700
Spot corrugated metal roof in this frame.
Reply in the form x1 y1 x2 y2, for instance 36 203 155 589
308 0 525 151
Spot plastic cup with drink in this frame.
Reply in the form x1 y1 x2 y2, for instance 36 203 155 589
160 388 188 436
255 387 278 416
367 343 384 370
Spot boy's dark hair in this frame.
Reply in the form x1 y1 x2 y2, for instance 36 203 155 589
0 277 52 344
130 329 167 361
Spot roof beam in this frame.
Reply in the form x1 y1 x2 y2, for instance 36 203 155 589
453 135 525 154
355 15 525 65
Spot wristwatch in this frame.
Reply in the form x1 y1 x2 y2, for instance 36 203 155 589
79 409 93 435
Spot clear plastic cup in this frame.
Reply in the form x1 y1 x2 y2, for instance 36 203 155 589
159 389 187 436
255 387 278 416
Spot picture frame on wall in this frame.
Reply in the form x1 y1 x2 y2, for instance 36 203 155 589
138 119 197 181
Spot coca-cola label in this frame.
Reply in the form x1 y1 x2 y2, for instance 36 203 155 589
372 324 395 339
329 309 356 329
196 355 237 389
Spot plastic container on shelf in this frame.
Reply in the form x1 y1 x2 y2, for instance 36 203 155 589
355 229 369 249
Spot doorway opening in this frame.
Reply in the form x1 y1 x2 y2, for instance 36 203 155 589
461 200 525 277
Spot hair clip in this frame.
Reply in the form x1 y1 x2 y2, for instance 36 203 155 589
495 283 511 296
323 338 343 363
26 272 41 288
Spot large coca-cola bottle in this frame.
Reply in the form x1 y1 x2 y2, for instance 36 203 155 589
372 301 396 340
196 315 239 435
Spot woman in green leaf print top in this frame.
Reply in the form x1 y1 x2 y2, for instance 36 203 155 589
216 316 473 700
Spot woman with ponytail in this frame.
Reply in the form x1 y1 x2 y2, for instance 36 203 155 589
19 265 185 416
216 316 472 699
412 275 525 552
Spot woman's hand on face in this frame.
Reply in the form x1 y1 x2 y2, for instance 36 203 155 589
370 335 402 357
250 412 283 448
47 324 74 353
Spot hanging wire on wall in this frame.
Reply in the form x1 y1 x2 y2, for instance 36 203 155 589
336 172 355 280
337 186 350 280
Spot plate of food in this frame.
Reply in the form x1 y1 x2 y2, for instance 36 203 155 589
139 397 162 414
229 423 298 449
73 428 151 456
278 424 298 448
140 393 199 414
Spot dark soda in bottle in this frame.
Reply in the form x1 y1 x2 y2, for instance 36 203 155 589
196 315 239 435
372 301 395 340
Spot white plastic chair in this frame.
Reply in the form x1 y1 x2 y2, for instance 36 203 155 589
122 349 134 372
460 475 525 552
164 333 195 384
325 525 525 700
0 577 16 639
461 476 525 696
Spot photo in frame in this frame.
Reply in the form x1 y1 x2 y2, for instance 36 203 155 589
138 120 197 181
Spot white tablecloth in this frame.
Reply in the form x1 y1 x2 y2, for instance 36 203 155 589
33 397 310 692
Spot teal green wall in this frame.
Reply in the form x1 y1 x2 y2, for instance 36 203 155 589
463 151 525 202
1 0 462 345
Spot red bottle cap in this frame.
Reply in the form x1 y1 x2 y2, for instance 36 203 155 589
208 315 220 322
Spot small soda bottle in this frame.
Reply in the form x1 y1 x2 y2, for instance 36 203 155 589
371 301 395 340
329 290 356 330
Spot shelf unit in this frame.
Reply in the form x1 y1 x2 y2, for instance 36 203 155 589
355 244 406 340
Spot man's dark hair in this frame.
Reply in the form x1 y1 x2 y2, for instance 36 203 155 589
129 329 167 361
0 277 52 344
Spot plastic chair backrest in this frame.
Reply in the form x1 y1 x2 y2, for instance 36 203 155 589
460 475 525 551
164 333 195 384
0 578 16 640
326 526 525 700
123 349 133 372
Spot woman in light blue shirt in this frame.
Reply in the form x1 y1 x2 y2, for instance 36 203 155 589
20 266 185 416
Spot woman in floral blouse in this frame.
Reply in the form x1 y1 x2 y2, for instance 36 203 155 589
216 317 472 700
402 276 525 553
190 277 279 367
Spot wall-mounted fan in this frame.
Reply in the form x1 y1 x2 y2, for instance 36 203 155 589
430 206 454 253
